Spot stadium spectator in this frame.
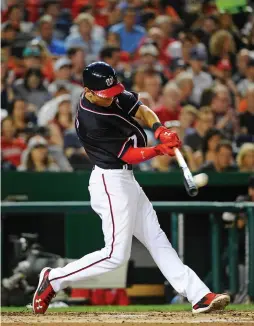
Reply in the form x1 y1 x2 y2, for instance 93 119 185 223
218 12 243 51
26 39 55 82
244 24 254 50
43 0 71 40
18 136 60 172
1 53 15 110
170 58 186 79
106 31 121 47
143 71 162 104
150 154 173 172
1 0 254 174
131 66 147 93
109 7 146 54
2 4 33 34
139 26 172 66
22 47 42 71
66 13 105 63
201 15 219 45
1 116 27 167
140 11 156 31
237 55 254 96
9 98 36 139
178 105 199 139
38 91 71 126
154 82 181 125
34 15 66 56
100 45 121 69
236 143 254 172
13 68 51 112
199 140 238 172
188 46 213 106
64 131 93 171
239 85 254 136
67 46 86 86
1 22 19 45
194 128 224 170
48 97 74 148
175 72 194 106
232 49 250 84
48 57 83 114
154 15 175 39
184 106 214 152
138 92 156 111
209 29 236 79
210 84 239 138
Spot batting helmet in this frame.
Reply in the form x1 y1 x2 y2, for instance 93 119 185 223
82 61 125 98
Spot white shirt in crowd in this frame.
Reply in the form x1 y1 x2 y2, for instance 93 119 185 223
188 68 213 106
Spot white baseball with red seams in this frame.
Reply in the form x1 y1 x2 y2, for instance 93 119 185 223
48 166 210 305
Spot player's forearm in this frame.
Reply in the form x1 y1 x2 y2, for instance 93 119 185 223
121 146 158 164
121 142 176 164
135 105 161 129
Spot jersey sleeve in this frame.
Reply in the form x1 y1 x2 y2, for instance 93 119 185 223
86 128 134 159
117 90 142 117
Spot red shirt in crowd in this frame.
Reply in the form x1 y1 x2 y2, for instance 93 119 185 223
154 105 182 126
1 137 27 167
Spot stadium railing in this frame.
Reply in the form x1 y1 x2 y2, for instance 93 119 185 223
2 201 254 299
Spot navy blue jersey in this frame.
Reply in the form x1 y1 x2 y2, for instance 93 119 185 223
75 90 147 169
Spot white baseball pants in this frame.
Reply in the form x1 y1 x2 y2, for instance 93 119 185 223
49 166 210 305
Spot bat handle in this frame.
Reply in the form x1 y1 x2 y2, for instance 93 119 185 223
174 148 198 197
174 148 188 169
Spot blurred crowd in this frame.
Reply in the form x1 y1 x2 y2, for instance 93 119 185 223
1 0 254 173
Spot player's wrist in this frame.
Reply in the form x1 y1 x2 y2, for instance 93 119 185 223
152 122 163 133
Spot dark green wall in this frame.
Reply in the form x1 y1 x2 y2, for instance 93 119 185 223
1 171 251 202
1 171 252 283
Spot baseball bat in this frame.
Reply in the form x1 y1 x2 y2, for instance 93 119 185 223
174 148 198 197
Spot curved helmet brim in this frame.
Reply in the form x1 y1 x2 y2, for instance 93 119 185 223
93 83 125 98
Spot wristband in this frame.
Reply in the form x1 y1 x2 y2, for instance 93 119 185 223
152 122 162 132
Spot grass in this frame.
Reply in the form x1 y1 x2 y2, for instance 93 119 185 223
1 304 254 313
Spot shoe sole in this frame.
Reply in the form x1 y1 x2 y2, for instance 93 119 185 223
192 294 230 314
32 267 50 314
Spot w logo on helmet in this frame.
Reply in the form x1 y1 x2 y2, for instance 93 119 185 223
106 76 114 87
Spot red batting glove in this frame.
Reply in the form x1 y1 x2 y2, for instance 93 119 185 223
154 143 177 157
154 126 181 147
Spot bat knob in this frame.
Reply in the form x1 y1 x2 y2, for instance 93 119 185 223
188 187 198 197
184 179 198 197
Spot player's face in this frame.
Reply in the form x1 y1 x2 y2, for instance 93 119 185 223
86 89 114 107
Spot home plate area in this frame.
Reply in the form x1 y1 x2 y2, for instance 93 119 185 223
2 311 254 326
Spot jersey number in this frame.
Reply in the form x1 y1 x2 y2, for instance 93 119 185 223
130 134 137 147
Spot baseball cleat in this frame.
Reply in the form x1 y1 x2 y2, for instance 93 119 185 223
32 267 55 314
192 292 230 314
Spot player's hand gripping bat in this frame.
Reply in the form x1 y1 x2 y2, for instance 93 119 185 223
174 148 198 197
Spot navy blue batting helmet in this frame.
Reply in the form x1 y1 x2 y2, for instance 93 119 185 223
82 61 125 98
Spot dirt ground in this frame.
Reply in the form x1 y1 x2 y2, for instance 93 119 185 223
2 311 254 326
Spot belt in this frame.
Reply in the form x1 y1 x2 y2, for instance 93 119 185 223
93 164 132 170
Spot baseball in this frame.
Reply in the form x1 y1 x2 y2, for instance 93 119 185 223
193 173 208 188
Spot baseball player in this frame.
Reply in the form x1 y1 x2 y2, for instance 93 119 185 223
33 62 230 314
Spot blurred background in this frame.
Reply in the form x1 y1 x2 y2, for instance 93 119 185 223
1 0 254 309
